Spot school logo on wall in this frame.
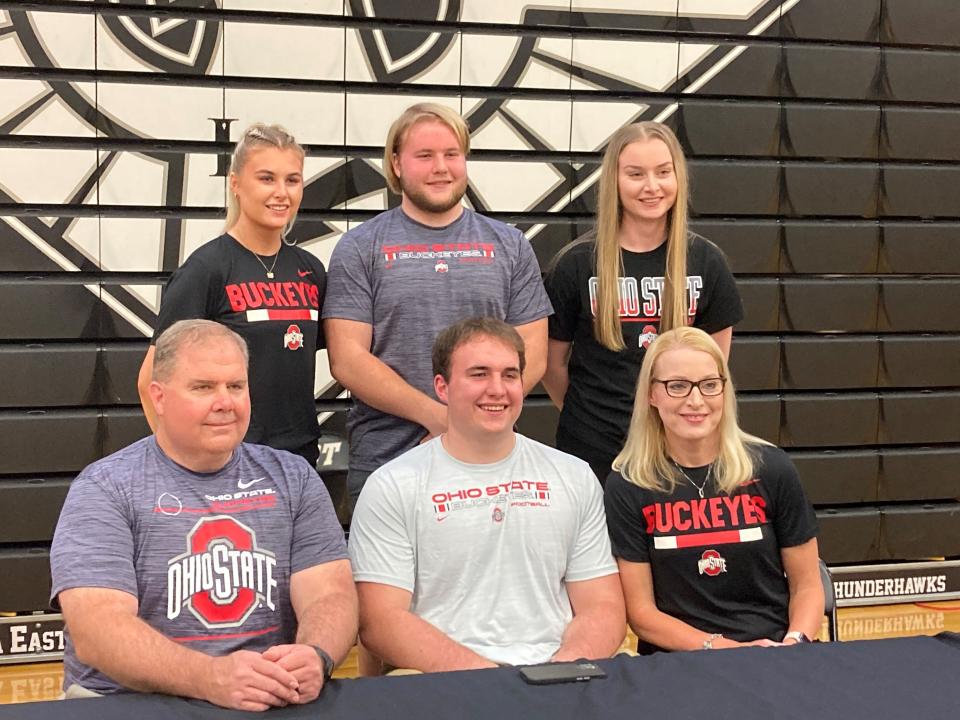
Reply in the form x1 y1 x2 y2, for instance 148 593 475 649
0 1 800 428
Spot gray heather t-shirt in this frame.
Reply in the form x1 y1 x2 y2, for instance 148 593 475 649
50 437 347 694
322 207 553 472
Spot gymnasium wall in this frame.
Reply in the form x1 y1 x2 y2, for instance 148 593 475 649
1 0 958 611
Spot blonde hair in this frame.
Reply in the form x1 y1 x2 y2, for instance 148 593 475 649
613 327 769 495
225 122 304 235
593 122 691 351
383 103 470 195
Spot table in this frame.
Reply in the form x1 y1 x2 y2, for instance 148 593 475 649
2 634 958 720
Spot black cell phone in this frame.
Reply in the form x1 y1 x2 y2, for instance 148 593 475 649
518 661 607 685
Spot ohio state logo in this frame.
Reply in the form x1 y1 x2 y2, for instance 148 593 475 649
435 259 449 273
284 324 304 350
167 516 278 629
698 549 727 577
639 324 658 349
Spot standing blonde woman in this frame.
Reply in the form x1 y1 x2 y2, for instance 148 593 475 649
543 122 742 483
605 327 823 653
138 123 327 467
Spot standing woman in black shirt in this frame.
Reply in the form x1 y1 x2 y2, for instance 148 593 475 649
543 122 742 483
604 326 823 652
137 123 327 468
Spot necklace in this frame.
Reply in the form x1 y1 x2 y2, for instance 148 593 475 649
249 244 280 279
673 461 712 499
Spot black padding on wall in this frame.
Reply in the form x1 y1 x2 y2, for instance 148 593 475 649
882 504 960 560
880 223 960 274
883 48 960 104
729 336 780 391
782 45 880 100
882 0 960 47
880 279 960 332
0 282 102 340
882 107 960 162
781 221 879 273
0 410 99 474
879 392 960 445
690 220 780 274
688 160 780 216
101 343 149 404
737 395 780 445
736 279 780 332
782 103 880 160
781 393 879 448
782 336 879 390
781 163 879 218
683 42 781 98
817 507 882 563
0 344 97 408
780 0 881 42
0 548 53 612
880 447 960 502
881 166 960 219
880 336 960 388
101 409 151 456
0 478 70 543
679 101 780 157
781 279 879 332
790 449 879 505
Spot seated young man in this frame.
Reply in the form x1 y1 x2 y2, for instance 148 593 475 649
50 320 357 711
348 317 625 671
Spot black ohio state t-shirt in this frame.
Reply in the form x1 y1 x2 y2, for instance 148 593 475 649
546 233 743 466
154 234 326 452
604 444 818 649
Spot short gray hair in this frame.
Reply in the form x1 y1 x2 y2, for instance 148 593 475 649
152 320 248 382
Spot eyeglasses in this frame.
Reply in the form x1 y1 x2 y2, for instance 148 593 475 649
653 377 726 398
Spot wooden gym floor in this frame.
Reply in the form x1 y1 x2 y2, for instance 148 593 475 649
2 601 958 705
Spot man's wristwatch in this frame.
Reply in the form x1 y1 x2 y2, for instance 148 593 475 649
311 645 335 682
783 631 811 644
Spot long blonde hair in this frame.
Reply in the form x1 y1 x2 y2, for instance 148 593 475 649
225 123 304 236
613 327 769 495
594 122 691 351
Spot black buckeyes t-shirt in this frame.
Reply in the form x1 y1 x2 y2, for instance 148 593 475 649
545 233 743 468
604 444 819 650
153 234 326 453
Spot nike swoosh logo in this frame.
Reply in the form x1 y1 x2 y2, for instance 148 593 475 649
238 476 266 489
297 270 312 277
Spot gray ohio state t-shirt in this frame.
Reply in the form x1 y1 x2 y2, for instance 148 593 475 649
50 437 347 694
323 207 552 472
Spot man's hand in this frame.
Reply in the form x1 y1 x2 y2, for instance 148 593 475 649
206 650 301 712
262 644 325 704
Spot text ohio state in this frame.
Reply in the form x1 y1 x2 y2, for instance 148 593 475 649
432 480 549 504
643 494 768 534
225 281 320 312
167 544 278 619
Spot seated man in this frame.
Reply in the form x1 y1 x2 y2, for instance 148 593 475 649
349 317 625 671
50 319 357 711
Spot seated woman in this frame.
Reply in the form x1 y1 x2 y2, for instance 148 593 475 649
604 327 823 652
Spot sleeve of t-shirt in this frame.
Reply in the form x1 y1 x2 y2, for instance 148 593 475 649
603 471 652 564
693 240 744 334
544 249 581 342
764 447 819 549
321 231 374 324
152 253 220 341
290 459 348 573
566 466 619 582
49 465 139 607
303 251 328 351
505 229 553 326
347 469 416 592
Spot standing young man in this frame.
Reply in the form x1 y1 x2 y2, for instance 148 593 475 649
323 104 553 507
348 318 624 671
